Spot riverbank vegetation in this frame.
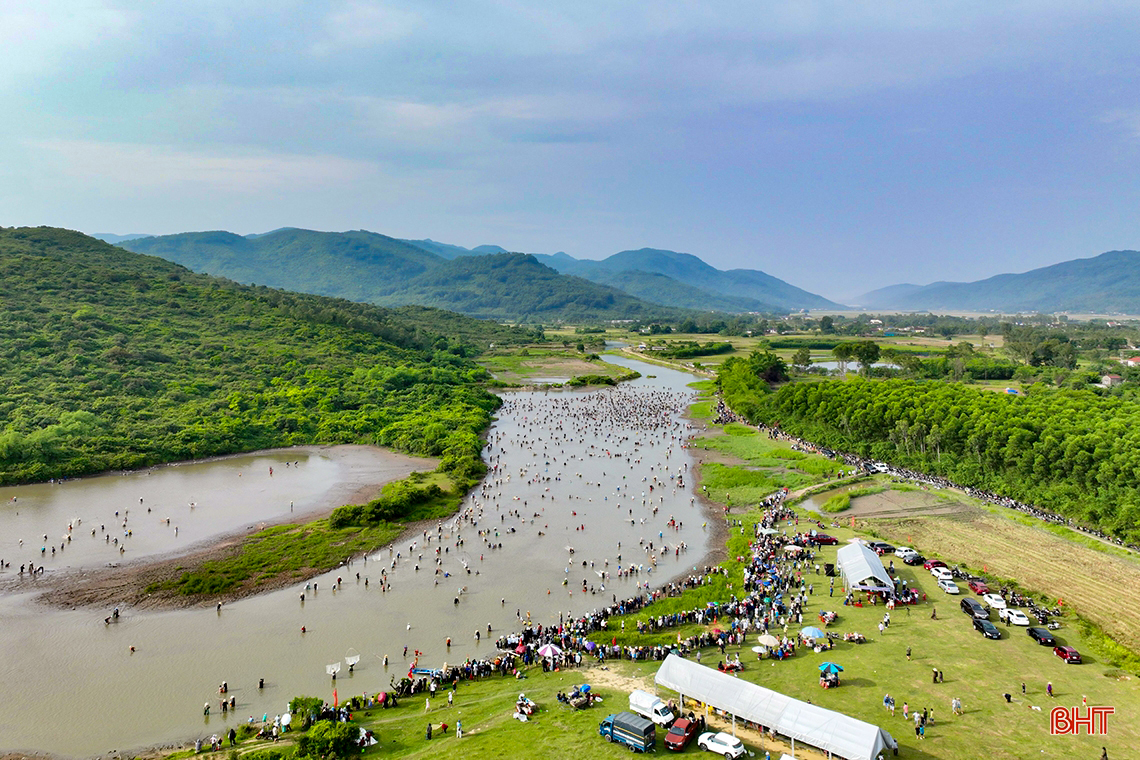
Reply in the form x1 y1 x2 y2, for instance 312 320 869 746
0 227 534 486
726 377 1140 542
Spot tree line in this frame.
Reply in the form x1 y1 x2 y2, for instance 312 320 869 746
721 372 1140 541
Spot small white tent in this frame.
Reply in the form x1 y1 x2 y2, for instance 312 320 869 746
836 542 893 592
654 655 896 760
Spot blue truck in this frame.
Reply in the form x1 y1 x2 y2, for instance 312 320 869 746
599 711 656 752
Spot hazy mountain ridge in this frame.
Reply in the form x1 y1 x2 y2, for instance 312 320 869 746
122 229 687 321
399 240 841 311
857 250 1140 312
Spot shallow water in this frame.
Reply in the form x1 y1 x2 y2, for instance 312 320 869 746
0 356 708 756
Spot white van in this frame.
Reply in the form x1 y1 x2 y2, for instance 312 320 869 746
628 689 675 726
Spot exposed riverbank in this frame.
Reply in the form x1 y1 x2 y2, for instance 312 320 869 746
13 444 438 612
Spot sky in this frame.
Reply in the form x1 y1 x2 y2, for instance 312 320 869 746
4 1 1140 301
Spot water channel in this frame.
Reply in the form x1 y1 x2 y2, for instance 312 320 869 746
0 354 709 756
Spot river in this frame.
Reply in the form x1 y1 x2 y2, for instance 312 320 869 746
0 355 709 757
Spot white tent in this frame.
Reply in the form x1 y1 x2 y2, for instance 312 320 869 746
836 542 893 592
654 655 896 760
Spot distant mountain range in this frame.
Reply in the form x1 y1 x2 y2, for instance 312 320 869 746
92 232 153 244
855 250 1140 313
119 228 839 320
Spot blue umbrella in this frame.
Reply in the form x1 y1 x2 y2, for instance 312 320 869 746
819 662 844 673
801 626 825 639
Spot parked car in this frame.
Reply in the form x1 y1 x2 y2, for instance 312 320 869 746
961 598 988 619
999 608 1031 626
697 732 747 759
894 547 918 559
813 534 839 546
1054 646 1082 664
867 541 895 555
982 593 1007 610
664 718 698 751
923 559 947 571
973 619 1002 639
1027 627 1056 646
931 567 954 581
967 580 990 594
903 554 925 566
937 579 961 594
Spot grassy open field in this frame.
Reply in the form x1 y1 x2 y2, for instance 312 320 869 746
158 404 1140 760
477 348 629 384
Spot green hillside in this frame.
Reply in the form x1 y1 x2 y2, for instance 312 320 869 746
123 229 678 322
0 227 532 485
535 247 843 311
587 269 776 312
374 252 687 321
859 250 1140 313
123 228 441 303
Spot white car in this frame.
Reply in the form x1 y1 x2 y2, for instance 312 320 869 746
937 579 961 594
895 547 918 560
982 593 1007 610
999 608 1031 626
931 567 953 581
697 731 747 759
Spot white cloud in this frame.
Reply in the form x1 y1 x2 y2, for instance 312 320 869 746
0 0 131 90
30 139 376 193
1101 109 1140 139
312 0 420 54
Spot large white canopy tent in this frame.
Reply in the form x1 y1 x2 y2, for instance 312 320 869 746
836 542 893 593
654 655 897 760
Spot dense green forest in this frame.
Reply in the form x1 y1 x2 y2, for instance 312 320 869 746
123 230 691 322
722 374 1140 541
0 227 534 486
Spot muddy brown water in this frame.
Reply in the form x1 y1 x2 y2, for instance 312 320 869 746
0 356 711 757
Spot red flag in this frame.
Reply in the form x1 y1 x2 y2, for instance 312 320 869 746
333 689 338 708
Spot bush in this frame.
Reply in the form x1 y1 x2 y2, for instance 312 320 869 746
295 720 360 759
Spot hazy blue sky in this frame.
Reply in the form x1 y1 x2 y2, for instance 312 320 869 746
4 1 1140 299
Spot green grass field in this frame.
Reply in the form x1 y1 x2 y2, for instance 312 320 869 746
162 415 1140 760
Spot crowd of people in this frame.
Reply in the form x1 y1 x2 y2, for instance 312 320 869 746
745 414 1140 553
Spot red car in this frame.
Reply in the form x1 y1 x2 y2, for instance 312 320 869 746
968 580 990 594
923 559 947 571
664 718 698 750
1054 646 1082 664
814 534 839 545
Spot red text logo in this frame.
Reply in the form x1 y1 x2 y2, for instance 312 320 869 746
1050 706 1114 735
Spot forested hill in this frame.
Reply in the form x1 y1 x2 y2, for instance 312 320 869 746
373 252 688 321
397 238 843 311
855 250 1140 313
721 373 1140 542
0 226 534 485
122 228 443 303
122 229 685 322
537 248 844 311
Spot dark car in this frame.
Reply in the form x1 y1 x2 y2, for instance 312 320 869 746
974 619 1001 639
903 554 925 565
1027 627 1056 646
967 579 990 594
868 541 894 555
923 559 948 570
813 534 839 546
664 718 698 751
1054 646 1082 663
961 598 989 620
